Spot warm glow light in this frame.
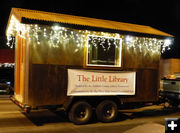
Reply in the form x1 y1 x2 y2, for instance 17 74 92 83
5 18 170 55
53 25 61 31
125 35 133 43
161 38 173 53
164 39 172 46
0 63 14 68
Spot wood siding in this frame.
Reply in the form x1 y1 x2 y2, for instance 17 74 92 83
15 26 162 107
122 69 159 102
29 64 67 107
28 64 159 107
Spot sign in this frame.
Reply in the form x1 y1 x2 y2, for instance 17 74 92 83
67 69 136 96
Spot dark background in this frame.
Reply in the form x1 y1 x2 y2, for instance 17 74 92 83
0 0 180 58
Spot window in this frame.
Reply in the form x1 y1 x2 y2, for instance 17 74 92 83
87 35 122 67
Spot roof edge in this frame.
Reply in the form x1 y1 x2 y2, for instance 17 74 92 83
6 8 23 35
21 17 173 39
6 8 174 38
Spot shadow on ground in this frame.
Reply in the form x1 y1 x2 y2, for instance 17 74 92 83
22 107 180 126
23 109 69 126
131 107 180 118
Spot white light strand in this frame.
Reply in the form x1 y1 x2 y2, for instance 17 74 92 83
161 38 173 53
88 36 121 52
6 17 172 55
124 35 164 55
0 63 15 68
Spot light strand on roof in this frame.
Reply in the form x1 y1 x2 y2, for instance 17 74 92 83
6 16 171 54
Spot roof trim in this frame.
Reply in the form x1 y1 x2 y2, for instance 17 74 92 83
6 8 173 38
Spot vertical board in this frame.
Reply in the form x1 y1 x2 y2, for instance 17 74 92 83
14 36 27 103
122 69 159 102
28 64 67 107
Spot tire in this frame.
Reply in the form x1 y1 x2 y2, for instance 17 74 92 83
96 100 118 123
68 101 92 125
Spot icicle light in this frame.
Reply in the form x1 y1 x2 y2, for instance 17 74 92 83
6 16 172 54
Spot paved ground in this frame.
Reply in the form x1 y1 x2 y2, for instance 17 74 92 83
0 95 180 133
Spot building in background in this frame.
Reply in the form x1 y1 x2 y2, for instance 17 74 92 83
160 58 180 78
0 49 14 68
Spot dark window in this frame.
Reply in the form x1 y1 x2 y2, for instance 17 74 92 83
87 35 122 67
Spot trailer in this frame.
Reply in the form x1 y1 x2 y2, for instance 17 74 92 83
6 8 173 124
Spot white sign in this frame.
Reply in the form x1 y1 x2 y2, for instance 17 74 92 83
67 69 136 96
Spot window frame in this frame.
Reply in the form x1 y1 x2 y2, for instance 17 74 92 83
86 35 122 68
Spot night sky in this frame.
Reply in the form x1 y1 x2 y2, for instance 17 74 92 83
0 0 180 58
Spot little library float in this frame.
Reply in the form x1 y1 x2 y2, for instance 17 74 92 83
6 8 173 124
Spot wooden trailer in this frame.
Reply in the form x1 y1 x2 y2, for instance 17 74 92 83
6 8 173 124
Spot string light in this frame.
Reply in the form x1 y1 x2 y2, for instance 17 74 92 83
88 35 121 52
124 35 163 55
6 15 172 55
161 38 173 53
0 63 14 68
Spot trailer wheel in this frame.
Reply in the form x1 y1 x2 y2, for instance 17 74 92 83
96 100 118 123
68 101 92 125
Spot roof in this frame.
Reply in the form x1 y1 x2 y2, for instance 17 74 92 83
0 49 14 63
6 8 173 38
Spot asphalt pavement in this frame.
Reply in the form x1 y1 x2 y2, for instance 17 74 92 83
0 95 180 133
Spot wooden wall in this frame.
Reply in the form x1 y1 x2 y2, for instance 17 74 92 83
25 26 161 107
160 58 180 78
28 65 159 107
122 69 159 102
14 36 27 103
28 64 67 107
